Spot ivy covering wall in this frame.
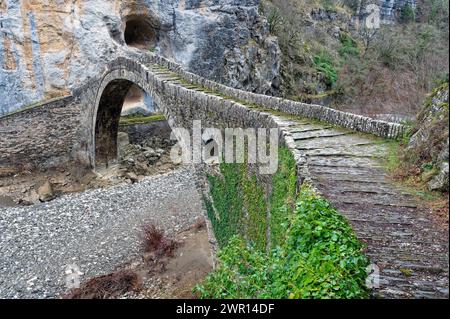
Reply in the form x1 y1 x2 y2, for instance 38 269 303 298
200 147 369 299
204 147 297 251
197 185 370 299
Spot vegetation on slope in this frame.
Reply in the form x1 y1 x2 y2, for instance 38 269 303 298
388 82 448 188
386 82 448 223
119 114 166 126
260 0 449 116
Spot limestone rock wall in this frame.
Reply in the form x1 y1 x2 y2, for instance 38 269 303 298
0 0 280 114
358 0 417 23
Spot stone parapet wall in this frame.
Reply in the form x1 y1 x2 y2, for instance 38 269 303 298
142 53 406 139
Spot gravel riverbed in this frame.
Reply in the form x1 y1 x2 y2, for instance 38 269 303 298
0 168 205 299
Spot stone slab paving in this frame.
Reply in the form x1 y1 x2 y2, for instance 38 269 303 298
0 169 204 299
286 119 449 299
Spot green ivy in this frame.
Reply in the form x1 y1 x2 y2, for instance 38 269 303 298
196 185 370 299
194 236 270 299
339 33 360 58
269 147 297 248
242 173 268 251
204 147 298 250
205 163 245 247
400 4 416 23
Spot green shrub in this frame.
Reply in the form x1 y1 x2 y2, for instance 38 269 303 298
267 8 283 34
339 33 360 58
196 185 369 299
193 236 271 299
274 186 370 299
313 52 338 86
400 4 416 23
341 0 360 13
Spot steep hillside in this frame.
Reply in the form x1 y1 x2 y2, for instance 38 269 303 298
398 82 449 192
260 0 449 118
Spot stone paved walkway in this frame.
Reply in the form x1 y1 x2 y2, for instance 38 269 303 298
280 117 449 299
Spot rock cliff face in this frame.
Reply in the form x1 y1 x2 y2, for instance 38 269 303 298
358 0 417 23
408 83 449 192
0 0 280 114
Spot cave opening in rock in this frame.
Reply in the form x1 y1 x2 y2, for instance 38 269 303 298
124 17 157 50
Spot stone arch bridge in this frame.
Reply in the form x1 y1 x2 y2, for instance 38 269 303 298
0 53 448 299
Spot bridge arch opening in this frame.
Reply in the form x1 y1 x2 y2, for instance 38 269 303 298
121 84 155 116
94 79 134 167
93 78 169 170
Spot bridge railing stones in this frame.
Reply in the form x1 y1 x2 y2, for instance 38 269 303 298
140 53 406 139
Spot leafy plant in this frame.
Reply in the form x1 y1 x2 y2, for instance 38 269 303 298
400 4 416 24
196 185 370 299
268 8 283 35
339 33 360 58
313 52 338 86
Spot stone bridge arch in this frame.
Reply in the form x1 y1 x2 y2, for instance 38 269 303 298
3 53 442 300
91 68 168 168
0 54 405 173
84 56 285 171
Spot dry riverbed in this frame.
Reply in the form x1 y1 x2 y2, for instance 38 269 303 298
0 168 213 299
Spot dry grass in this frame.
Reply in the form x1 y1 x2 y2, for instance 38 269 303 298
387 143 449 231
429 196 450 230
141 224 179 259
62 270 141 299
